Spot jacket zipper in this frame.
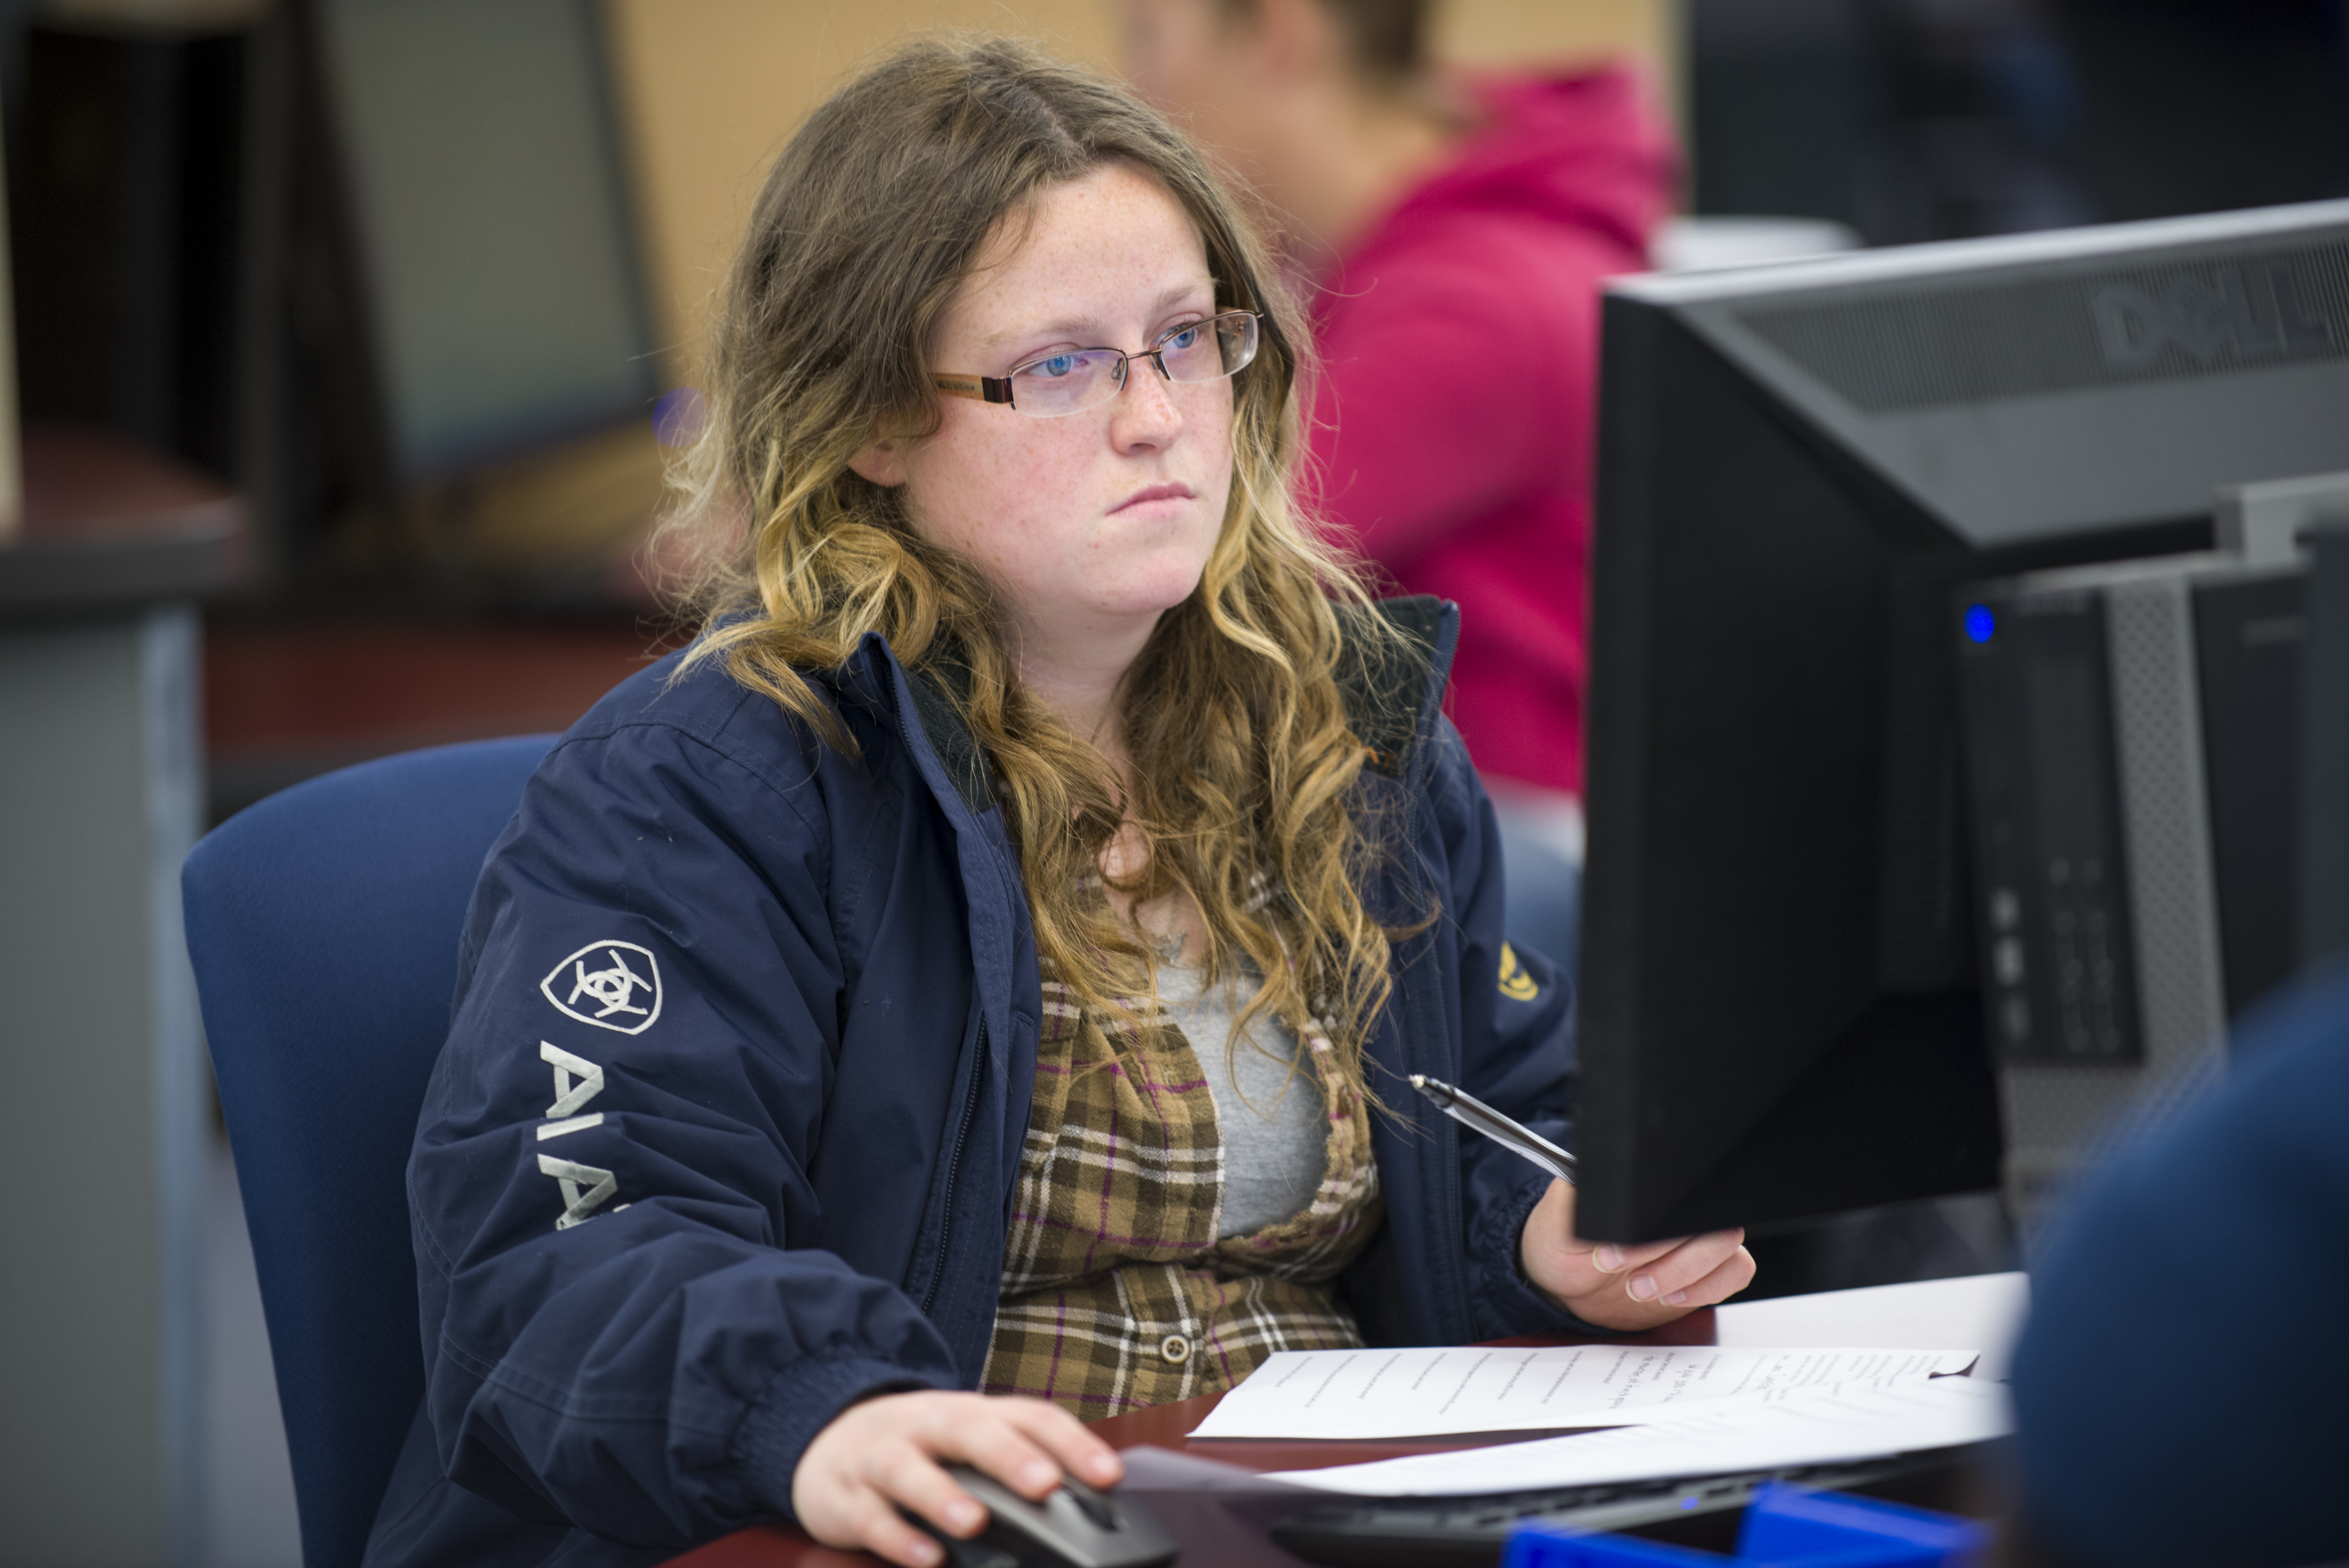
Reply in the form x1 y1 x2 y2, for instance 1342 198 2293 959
1402 614 1476 1342
888 669 994 1319
922 1018 986 1315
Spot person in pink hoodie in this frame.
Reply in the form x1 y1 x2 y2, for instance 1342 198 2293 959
1123 0 1676 972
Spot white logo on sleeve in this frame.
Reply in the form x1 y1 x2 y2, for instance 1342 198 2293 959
538 1041 606 1140
531 1041 624 1225
540 941 662 1033
538 1154 619 1229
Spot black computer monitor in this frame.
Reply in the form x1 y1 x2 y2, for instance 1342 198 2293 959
308 0 657 483
1575 198 2349 1243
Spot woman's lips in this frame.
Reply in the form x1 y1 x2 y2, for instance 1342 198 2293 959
1112 482 1196 513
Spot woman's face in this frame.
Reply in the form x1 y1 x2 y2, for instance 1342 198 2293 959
855 161 1237 655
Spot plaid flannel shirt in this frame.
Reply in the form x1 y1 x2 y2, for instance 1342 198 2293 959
978 961 1384 1417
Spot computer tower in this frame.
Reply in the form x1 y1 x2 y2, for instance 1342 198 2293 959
1955 545 2309 1227
2300 517 2349 971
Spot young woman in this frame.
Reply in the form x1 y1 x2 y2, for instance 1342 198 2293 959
365 38 1752 1568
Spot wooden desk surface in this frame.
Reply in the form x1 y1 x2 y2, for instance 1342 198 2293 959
664 1273 2026 1568
0 424 247 614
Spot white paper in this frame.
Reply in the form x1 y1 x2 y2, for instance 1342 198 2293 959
1265 1376 2012 1497
1187 1345 1979 1440
1714 1272 2028 1382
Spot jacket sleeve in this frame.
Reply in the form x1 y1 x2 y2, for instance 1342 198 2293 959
1422 717 1590 1340
406 716 959 1552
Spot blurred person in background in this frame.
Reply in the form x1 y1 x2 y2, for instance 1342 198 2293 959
1121 0 1677 976
2010 962 2349 1567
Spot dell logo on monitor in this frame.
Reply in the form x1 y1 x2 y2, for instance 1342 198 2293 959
2091 264 2331 369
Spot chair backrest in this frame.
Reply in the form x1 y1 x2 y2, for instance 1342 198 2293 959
184 734 556 1568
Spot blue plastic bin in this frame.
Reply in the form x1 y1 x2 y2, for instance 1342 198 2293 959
1497 1484 1987 1568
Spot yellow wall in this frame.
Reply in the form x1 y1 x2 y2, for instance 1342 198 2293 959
604 0 1673 380
606 0 1119 381
1435 0 1670 76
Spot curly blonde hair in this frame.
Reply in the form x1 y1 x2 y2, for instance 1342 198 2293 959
660 35 1406 1090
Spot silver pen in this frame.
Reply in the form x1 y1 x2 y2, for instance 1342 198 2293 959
1409 1073 1577 1186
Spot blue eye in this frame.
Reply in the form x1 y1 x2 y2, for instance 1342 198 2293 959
1033 353 1083 380
1164 324 1203 351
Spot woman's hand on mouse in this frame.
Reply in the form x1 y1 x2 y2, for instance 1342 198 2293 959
792 1389 1124 1567
1518 1178 1756 1330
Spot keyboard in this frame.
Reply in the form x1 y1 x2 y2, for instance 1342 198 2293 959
1267 1449 1976 1568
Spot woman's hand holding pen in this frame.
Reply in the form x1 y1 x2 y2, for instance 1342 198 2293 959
1518 1180 1756 1331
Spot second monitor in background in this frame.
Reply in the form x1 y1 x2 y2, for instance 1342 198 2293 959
1576 198 2349 1244
308 0 657 484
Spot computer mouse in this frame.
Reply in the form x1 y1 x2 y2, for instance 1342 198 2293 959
910 1462 1180 1568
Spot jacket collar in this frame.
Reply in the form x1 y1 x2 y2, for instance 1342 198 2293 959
900 656 997 814
861 594 1459 810
1335 594 1456 786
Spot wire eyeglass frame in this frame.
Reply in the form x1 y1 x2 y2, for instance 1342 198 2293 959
931 310 1260 417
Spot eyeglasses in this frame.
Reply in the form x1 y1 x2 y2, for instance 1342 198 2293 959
932 310 1260 418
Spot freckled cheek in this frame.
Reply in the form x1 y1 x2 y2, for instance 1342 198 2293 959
914 437 1028 557
957 444 1098 582
993 450 1089 543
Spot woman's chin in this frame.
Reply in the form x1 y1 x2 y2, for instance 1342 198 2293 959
1066 562 1214 625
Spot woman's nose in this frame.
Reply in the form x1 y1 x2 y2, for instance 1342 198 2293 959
1109 357 1183 449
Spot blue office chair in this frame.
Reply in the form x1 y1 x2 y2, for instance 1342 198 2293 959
184 735 557 1568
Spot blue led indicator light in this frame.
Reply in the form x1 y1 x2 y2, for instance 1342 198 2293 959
1964 604 1995 644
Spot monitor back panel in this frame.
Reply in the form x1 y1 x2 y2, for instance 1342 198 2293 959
1579 200 2349 1243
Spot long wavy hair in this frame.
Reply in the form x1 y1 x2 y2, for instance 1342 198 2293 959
661 35 1404 1092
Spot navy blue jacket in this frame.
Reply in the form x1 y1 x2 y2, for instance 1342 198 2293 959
365 597 1580 1566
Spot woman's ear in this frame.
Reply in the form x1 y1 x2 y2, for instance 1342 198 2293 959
847 437 909 488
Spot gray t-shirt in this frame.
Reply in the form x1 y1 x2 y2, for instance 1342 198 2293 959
1157 960 1327 1238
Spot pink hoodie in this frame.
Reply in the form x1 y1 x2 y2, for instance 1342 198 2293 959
1307 66 1676 795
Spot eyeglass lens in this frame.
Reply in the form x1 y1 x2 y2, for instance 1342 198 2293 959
1008 312 1258 417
